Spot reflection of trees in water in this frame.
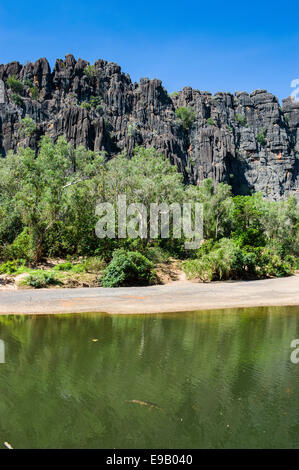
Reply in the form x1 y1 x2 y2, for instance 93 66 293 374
0 339 4 363
0 307 298 448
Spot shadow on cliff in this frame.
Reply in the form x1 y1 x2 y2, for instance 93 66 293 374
225 152 253 196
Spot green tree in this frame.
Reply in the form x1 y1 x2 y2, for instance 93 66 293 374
7 75 24 93
11 94 23 106
0 137 105 261
235 113 247 126
175 107 196 130
30 86 39 100
256 128 267 146
198 179 232 240
101 249 155 287
206 117 216 126
84 65 97 80
18 117 37 138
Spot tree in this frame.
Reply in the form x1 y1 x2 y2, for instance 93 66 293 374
198 179 232 240
7 75 24 93
0 137 105 260
175 107 196 130
18 117 37 137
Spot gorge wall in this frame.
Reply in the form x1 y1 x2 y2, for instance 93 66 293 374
0 54 298 200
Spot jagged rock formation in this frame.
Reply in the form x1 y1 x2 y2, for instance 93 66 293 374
0 54 298 200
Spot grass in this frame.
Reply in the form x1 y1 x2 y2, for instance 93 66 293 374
0 257 107 289
23 271 61 288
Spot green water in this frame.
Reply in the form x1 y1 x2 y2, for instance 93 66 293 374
0 306 299 449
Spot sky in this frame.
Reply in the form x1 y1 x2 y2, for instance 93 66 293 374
1 0 298 102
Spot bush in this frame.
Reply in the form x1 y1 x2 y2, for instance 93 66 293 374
84 65 97 80
84 257 106 273
30 86 39 100
175 107 196 130
11 94 23 107
256 128 267 146
258 247 295 277
89 95 102 108
183 238 247 281
183 238 295 281
18 117 37 138
206 117 216 126
127 122 138 137
6 228 34 261
81 96 102 111
101 250 155 287
53 262 73 271
80 101 91 111
7 75 24 93
144 246 171 263
71 264 86 273
235 113 247 126
0 259 26 275
23 78 33 87
25 271 60 288
53 261 87 273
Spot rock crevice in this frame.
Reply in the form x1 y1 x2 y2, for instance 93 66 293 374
0 55 298 199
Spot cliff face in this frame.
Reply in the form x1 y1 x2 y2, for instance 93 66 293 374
0 54 298 200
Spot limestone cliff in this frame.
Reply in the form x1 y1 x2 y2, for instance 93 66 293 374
0 54 298 199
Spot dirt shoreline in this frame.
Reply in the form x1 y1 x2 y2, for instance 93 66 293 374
0 275 298 315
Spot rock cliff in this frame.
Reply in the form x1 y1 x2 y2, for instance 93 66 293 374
0 54 298 199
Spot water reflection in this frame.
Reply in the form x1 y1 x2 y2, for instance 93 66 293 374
0 306 298 449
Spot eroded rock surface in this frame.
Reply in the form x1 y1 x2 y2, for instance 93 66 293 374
0 55 298 199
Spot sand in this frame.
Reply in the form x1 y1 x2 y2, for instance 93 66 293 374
0 275 298 315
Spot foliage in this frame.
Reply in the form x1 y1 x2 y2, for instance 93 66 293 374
80 101 91 111
11 94 23 106
0 259 26 274
175 107 196 130
4 228 34 261
0 136 106 261
18 117 37 138
183 238 295 281
89 96 102 108
84 257 106 273
127 122 138 137
198 179 232 240
53 262 74 271
84 65 97 80
24 271 61 288
258 247 295 277
30 86 39 100
101 249 155 287
235 113 247 126
256 128 267 146
183 238 246 281
23 78 33 87
0 137 297 283
206 117 216 126
169 91 179 98
7 75 24 93
144 245 171 263
81 95 102 111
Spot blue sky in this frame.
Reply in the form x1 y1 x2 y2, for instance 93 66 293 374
1 0 298 102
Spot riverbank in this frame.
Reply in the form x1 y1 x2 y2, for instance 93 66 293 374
0 274 298 314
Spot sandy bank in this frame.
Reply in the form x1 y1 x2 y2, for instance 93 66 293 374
0 275 298 315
